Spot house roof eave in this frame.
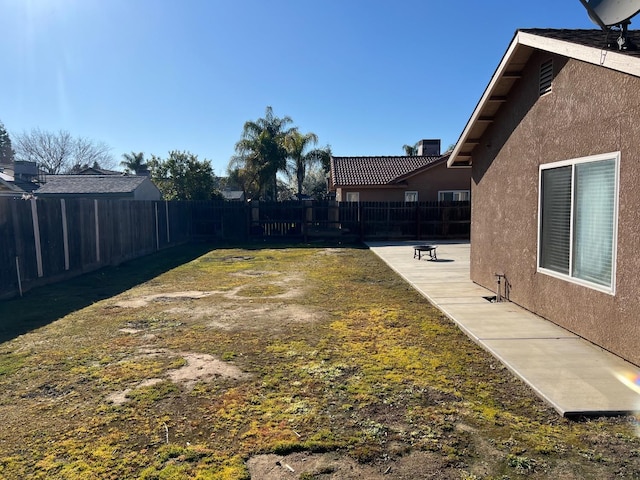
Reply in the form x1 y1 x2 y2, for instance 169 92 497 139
333 184 408 190
449 30 531 167
448 29 640 167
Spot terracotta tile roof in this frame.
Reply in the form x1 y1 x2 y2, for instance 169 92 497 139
331 155 447 187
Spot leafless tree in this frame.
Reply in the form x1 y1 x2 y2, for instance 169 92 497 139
13 128 115 174
74 137 114 170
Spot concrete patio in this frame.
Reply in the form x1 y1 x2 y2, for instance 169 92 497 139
367 241 640 417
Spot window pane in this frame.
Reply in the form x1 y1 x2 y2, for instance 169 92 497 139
405 191 418 202
346 192 359 202
540 166 572 274
573 159 615 286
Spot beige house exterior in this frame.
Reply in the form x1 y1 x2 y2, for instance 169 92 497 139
449 29 640 366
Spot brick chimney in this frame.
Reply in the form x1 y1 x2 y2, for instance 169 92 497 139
417 139 441 156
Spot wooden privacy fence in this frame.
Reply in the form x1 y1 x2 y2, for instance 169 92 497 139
0 197 191 299
0 198 469 299
190 200 470 242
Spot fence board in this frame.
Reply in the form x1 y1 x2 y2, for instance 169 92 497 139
0 200 17 293
36 199 65 277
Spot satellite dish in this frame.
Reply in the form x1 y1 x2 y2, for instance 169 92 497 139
580 0 640 26
578 0 640 50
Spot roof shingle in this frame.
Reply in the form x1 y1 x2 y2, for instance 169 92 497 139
520 28 640 58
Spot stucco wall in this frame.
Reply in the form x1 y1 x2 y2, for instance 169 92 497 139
337 161 471 202
470 50 640 366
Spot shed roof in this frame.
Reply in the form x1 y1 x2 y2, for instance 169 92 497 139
35 175 149 195
449 28 640 167
330 155 446 187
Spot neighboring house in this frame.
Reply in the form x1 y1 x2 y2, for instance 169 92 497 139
0 176 24 197
221 190 246 202
0 161 40 197
330 139 471 202
34 175 162 200
448 29 640 366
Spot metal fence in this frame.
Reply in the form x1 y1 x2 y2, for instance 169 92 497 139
340 201 471 239
190 200 470 241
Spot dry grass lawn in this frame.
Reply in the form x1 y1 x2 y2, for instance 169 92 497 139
0 243 639 479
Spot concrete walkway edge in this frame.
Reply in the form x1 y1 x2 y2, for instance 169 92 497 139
367 241 640 417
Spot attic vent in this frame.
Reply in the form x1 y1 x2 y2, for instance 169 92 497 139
539 59 553 96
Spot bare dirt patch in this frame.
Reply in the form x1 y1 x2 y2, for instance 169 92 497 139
206 304 324 331
106 348 249 405
168 351 247 387
230 270 278 278
115 290 215 308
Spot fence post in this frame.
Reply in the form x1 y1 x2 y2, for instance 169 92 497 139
250 200 260 237
329 201 339 230
30 199 44 278
415 202 421 240
303 200 313 242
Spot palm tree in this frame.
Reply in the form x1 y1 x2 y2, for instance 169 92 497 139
285 129 318 196
402 143 418 156
233 107 293 201
120 151 146 174
227 154 261 200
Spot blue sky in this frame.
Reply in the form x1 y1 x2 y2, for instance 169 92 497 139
1 0 596 174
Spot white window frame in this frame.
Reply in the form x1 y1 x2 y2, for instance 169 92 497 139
438 190 470 202
404 191 418 202
345 192 360 203
537 152 620 295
